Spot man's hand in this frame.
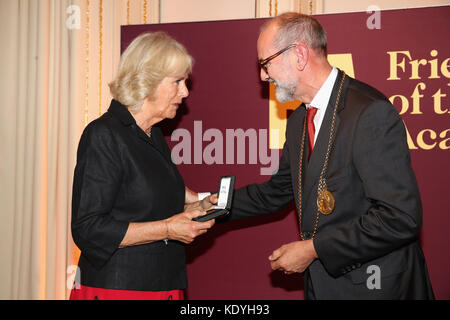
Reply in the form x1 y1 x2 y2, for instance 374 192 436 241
269 239 318 274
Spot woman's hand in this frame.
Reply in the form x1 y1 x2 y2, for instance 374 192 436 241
184 193 218 212
165 209 215 244
185 186 199 204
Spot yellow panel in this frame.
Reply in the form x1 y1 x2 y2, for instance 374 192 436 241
327 53 355 78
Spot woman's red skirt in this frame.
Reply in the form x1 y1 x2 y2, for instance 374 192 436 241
69 284 184 300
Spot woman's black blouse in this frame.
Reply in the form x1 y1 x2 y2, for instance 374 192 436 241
71 99 187 291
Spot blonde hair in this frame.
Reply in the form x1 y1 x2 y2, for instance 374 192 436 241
109 32 193 112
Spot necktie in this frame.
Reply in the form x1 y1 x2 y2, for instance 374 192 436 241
306 107 318 159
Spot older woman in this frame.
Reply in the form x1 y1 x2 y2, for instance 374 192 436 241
70 32 215 300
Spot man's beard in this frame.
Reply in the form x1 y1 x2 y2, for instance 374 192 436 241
274 78 297 103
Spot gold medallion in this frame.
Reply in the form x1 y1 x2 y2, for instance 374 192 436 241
317 189 335 215
297 72 346 239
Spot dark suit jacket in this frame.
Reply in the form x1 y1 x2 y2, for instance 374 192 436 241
230 70 434 299
71 99 187 291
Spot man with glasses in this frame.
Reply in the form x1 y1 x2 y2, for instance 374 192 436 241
224 12 434 299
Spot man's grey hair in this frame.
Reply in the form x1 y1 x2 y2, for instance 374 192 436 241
262 12 328 57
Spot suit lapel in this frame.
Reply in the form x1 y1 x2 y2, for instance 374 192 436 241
303 70 349 208
295 104 308 202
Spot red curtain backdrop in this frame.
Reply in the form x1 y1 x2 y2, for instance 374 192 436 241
122 6 450 299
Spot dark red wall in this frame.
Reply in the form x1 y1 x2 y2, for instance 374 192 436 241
122 6 450 299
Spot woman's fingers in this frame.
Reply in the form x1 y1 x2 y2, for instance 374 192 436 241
166 210 215 243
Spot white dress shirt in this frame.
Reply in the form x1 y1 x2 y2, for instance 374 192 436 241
305 67 338 145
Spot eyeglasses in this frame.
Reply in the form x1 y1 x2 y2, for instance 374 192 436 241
259 43 297 74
